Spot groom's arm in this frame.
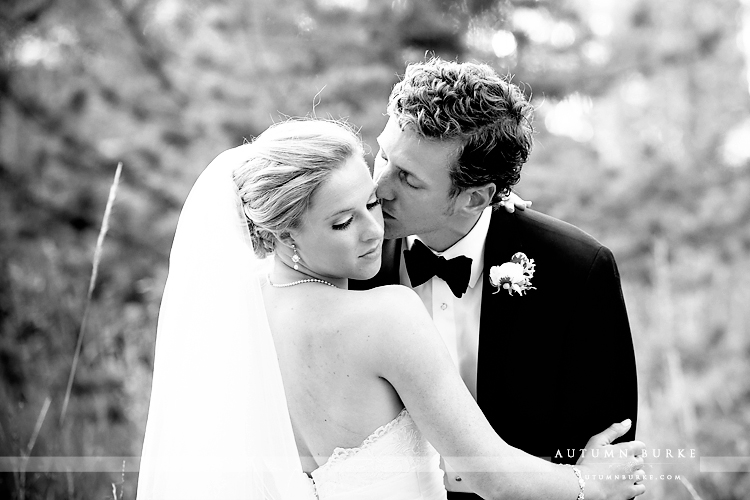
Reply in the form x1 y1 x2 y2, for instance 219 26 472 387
575 246 638 449
592 247 638 439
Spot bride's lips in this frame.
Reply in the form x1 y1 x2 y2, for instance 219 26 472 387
360 244 382 259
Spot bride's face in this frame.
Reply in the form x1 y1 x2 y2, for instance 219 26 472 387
291 155 384 281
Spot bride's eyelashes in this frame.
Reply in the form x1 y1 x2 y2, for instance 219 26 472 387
332 218 353 231
332 200 381 231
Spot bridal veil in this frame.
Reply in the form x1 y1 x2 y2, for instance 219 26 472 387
137 146 311 499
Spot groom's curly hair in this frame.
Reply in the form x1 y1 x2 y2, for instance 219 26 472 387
387 58 534 205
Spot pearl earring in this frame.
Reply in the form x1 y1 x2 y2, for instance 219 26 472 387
292 244 300 270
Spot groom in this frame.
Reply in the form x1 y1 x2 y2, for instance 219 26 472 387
352 58 638 497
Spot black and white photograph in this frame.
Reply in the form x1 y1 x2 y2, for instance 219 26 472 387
1 0 749 499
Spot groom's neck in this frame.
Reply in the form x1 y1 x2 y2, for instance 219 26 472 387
416 211 483 253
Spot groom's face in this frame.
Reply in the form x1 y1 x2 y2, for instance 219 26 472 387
374 116 462 247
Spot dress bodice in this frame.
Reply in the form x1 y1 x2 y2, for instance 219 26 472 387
302 408 447 500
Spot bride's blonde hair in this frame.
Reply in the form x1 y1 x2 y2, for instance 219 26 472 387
233 119 364 258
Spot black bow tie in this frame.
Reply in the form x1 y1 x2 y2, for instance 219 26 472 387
403 239 472 298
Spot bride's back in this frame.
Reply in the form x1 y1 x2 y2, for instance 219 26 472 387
231 119 413 474
262 282 404 474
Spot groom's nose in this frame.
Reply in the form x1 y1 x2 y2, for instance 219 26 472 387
363 209 384 242
374 164 396 201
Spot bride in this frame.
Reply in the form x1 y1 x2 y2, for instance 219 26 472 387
136 119 646 500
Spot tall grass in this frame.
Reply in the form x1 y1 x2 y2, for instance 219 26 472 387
14 397 51 500
59 163 123 426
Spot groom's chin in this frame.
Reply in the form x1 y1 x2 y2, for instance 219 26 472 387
383 220 407 241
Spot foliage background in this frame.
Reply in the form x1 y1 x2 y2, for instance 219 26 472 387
1 0 749 498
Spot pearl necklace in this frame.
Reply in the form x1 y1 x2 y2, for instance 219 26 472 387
268 275 338 289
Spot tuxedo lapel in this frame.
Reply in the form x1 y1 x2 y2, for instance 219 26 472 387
379 238 402 286
476 210 525 404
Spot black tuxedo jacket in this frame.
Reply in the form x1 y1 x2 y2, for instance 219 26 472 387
352 208 638 473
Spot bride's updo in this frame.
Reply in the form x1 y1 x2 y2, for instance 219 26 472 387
233 119 365 258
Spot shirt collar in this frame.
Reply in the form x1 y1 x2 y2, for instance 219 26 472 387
405 207 492 289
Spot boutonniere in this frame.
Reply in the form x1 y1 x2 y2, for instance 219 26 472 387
489 252 536 296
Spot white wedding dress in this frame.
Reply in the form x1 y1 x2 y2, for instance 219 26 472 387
300 408 447 500
137 146 449 500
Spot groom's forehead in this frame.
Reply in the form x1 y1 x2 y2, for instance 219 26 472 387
410 137 462 177
390 123 460 164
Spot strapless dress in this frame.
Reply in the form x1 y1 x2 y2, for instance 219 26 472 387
300 408 447 500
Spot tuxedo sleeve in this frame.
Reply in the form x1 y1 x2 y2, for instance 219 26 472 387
576 246 638 445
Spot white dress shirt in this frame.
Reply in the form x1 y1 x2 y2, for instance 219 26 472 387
399 208 492 492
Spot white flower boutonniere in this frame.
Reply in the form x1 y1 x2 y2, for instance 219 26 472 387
489 252 536 296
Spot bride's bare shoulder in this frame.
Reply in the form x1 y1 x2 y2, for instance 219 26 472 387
350 284 420 308
338 286 445 374
352 284 414 296
342 285 432 333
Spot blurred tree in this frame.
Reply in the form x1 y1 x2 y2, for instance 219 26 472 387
1 0 749 498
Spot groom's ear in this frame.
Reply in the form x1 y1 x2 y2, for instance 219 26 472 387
460 183 496 216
